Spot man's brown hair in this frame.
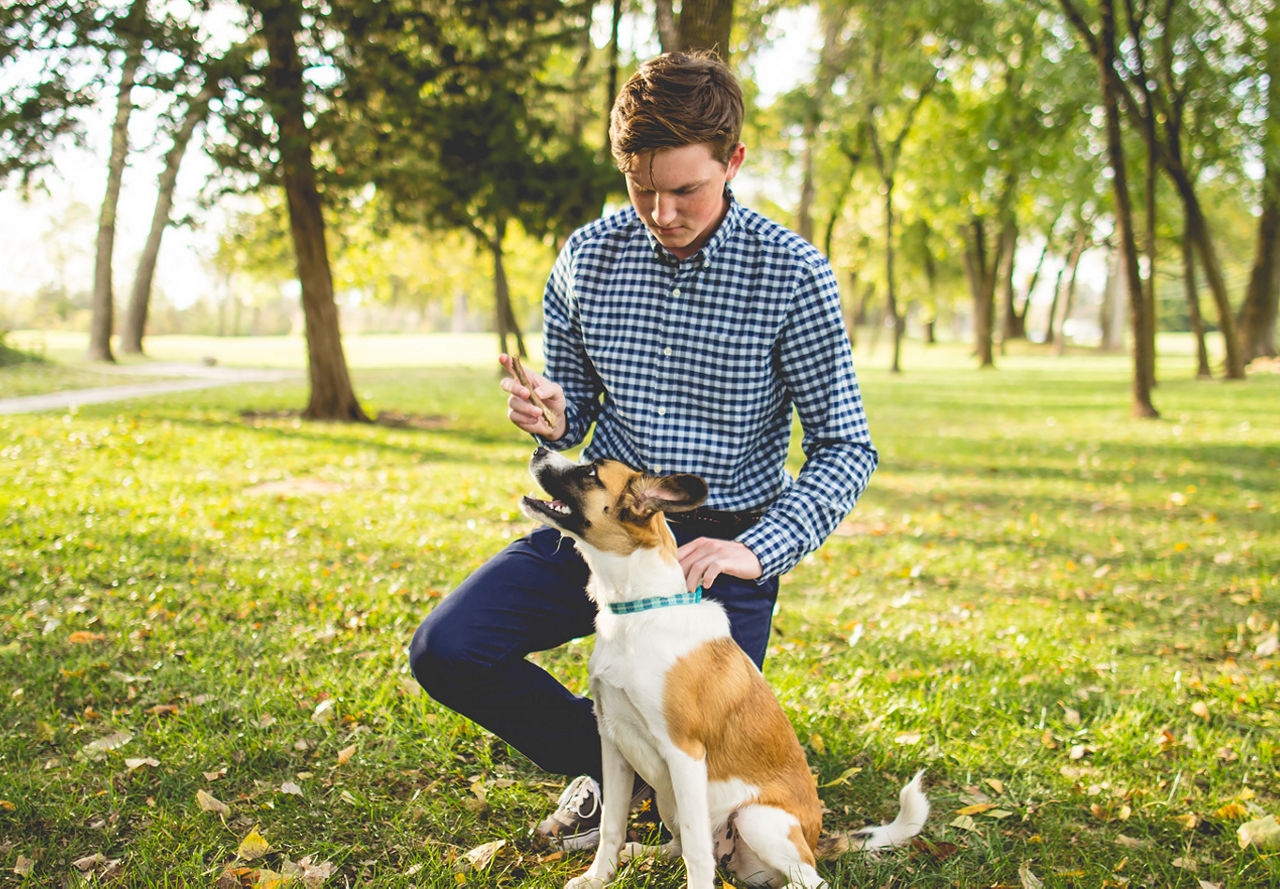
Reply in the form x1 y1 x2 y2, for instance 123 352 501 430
608 51 744 174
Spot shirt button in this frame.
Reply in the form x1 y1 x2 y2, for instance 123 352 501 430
657 407 666 416
671 287 682 298
663 347 673 357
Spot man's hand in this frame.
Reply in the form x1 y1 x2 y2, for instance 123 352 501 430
499 355 567 441
676 537 762 592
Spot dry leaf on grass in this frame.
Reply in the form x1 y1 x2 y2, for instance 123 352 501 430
456 839 506 872
197 789 231 817
1238 814 1280 850
237 827 272 861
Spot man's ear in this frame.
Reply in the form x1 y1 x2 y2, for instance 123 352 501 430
628 473 708 518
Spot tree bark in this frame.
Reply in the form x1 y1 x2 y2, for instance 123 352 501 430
677 0 734 59
655 0 678 53
1239 4 1279 362
489 219 527 360
964 217 998 368
1098 0 1158 417
89 0 148 363
259 0 368 422
120 79 216 354
1180 223 1212 378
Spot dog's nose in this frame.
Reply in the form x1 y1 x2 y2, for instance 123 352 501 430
532 445 550 459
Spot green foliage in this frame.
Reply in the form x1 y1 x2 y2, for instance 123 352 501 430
1 337 1277 885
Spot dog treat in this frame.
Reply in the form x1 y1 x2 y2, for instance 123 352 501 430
509 354 557 429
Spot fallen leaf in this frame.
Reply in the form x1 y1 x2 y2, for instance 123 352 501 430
458 839 505 871
337 744 356 765
894 731 923 745
68 631 106 644
280 781 303 796
1170 812 1200 831
72 854 108 871
957 803 997 816
125 757 160 770
237 827 272 861
282 856 335 888
1191 701 1210 720
1238 815 1280 850
984 778 1005 795
14 855 34 877
1215 802 1248 820
1019 860 1045 889
950 814 979 832
79 731 133 759
818 765 862 788
197 789 231 817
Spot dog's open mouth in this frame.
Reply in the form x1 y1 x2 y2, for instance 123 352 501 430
524 496 573 516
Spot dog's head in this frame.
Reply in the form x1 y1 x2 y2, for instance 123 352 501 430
521 447 707 557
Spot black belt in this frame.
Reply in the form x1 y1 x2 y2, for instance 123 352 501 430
665 506 766 540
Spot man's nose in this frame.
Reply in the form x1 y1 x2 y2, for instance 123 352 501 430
653 193 677 225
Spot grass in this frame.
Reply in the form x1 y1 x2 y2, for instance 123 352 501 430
1 333 1277 887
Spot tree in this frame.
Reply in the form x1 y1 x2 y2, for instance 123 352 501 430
656 0 734 58
327 0 608 359
88 0 148 362
1061 0 1158 417
1239 1 1279 362
250 0 366 421
120 73 219 354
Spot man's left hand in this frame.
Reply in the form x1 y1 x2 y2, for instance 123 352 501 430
676 538 762 592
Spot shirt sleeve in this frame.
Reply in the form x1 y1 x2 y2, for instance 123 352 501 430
540 240 603 450
736 258 878 578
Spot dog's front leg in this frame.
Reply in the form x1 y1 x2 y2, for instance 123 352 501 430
565 733 633 889
665 750 716 889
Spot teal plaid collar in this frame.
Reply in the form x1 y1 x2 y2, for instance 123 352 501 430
606 586 703 616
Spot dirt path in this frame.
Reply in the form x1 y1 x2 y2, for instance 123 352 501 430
0 363 301 416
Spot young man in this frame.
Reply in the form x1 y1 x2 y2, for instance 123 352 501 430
409 51 876 849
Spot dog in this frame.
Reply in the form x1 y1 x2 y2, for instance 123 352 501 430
521 447 929 889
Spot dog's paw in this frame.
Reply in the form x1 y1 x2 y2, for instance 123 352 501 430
564 875 608 889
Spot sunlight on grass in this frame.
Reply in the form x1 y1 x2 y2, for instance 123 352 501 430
1 339 1277 886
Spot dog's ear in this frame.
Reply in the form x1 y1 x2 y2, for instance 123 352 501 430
628 473 708 518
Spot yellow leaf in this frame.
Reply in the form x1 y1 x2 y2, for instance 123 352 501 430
818 765 862 788
68 631 106 644
1170 813 1200 831
957 803 997 816
1215 802 1248 821
337 744 356 765
196 789 230 817
238 828 272 861
985 778 1005 796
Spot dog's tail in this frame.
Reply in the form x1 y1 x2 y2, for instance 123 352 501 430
851 770 929 850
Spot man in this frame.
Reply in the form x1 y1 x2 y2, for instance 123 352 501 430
409 50 876 850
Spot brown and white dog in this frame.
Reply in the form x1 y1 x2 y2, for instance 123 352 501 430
521 447 929 889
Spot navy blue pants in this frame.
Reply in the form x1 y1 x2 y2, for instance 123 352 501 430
409 525 779 782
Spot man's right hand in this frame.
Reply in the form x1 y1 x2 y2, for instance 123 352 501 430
499 354 567 441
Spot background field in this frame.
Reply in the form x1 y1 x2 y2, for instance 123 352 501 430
1 335 1277 887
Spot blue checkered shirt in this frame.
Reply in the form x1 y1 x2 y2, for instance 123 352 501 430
541 197 877 579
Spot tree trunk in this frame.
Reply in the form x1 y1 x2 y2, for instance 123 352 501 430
259 0 367 422
964 217 998 368
882 179 902 374
1172 173 1246 379
89 0 148 363
489 220 527 360
655 0 678 53
1180 223 1212 378
1098 0 1157 417
1239 3 1279 362
677 0 734 59
121 79 216 354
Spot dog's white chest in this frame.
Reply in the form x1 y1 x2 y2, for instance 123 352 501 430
588 604 734 787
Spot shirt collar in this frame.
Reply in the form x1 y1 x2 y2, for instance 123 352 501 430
643 188 742 270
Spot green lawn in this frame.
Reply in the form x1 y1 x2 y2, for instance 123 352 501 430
1 335 1277 887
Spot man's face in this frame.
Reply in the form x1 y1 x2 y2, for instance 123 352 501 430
624 141 746 261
